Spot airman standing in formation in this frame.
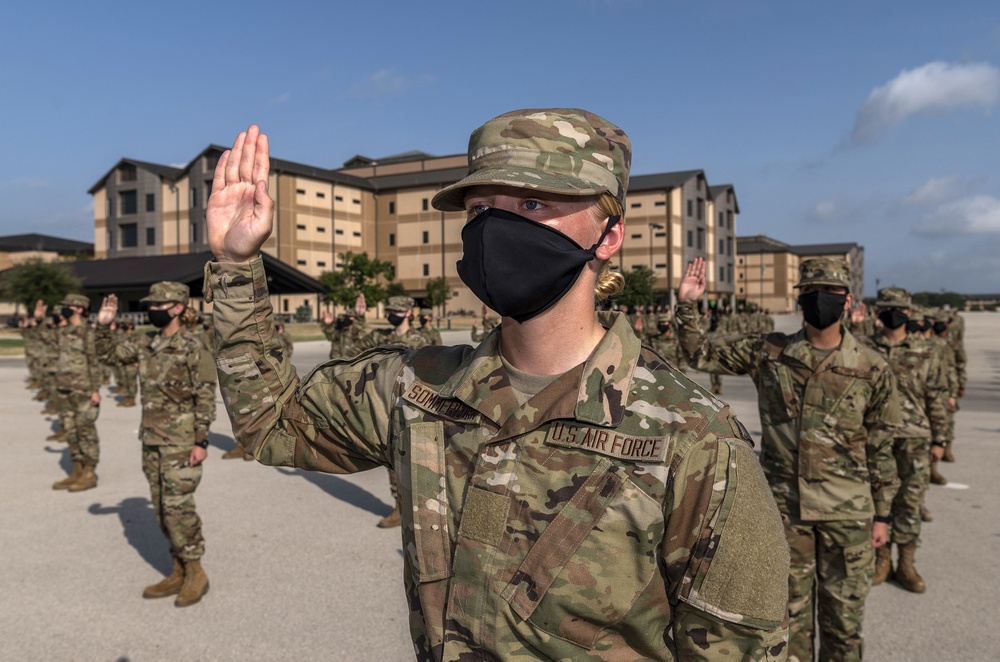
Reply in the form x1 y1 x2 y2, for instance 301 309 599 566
96 282 217 607
416 307 442 346
112 321 138 407
320 294 367 360
676 256 900 662
469 304 497 342
863 287 949 594
50 293 103 492
203 113 790 660
645 312 683 367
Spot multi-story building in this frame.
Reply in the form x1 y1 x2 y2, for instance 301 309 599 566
90 147 741 316
735 234 865 312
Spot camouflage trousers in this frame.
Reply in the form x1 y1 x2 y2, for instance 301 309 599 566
114 363 138 398
57 389 100 466
710 373 723 390
142 445 205 561
890 436 931 546
387 468 399 504
783 514 873 662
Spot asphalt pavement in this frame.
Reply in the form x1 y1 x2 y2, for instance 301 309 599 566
1 315 997 661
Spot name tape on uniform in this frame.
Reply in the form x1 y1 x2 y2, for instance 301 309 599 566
546 421 668 463
403 383 479 423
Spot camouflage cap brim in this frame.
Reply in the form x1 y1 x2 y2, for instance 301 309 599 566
432 163 611 212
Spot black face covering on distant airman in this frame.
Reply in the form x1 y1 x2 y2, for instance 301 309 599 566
457 208 620 323
878 309 909 330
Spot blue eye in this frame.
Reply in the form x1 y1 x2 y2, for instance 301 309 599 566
523 200 543 210
469 204 489 216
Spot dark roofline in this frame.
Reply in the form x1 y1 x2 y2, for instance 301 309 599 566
793 242 862 255
708 184 740 214
0 233 94 254
88 158 184 194
629 170 706 193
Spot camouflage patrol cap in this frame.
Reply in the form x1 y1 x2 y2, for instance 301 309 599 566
141 281 190 305
60 293 90 309
419 308 433 317
657 314 671 324
794 257 851 290
877 287 911 308
431 108 631 212
384 296 415 312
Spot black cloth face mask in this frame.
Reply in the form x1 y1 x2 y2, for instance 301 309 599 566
878 309 908 330
387 313 408 327
798 290 847 330
457 208 620 323
334 317 353 330
933 321 948 334
147 309 175 328
60 307 76 320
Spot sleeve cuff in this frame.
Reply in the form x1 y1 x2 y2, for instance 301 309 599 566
202 255 266 304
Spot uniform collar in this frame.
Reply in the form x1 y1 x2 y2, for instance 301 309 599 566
438 311 639 429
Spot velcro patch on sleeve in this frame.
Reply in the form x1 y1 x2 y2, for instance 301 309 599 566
545 421 668 463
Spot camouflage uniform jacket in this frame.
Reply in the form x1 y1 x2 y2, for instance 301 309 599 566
646 328 683 367
206 257 790 662
95 326 217 446
863 333 949 443
927 335 958 398
56 323 101 395
471 318 497 342
356 326 430 352
675 301 901 521
418 325 443 346
946 332 967 393
321 318 367 359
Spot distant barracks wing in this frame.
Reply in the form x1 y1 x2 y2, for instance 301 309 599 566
206 257 790 661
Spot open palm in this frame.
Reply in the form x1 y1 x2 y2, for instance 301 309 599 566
206 125 274 263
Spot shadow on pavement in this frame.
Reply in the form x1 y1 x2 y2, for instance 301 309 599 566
208 431 237 452
43 444 73 475
88 497 172 575
276 467 393 518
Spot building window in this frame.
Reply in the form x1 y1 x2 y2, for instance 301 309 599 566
352 199 360 205
423 264 430 276
352 231 361 237
739 257 744 265
283 300 289 312
335 195 344 202
317 261 326 268
727 238 733 256
719 267 725 282
696 198 704 221
205 153 219 170
654 201 665 207
388 201 395 214
297 259 307 266
316 192 326 199
631 233 642 239
687 230 693 247
389 233 395 246
119 164 137 182
630 202 641 209
146 193 155 212
422 231 429 244
190 187 198 208
296 189 306 195
655 263 666 269
335 229 344 235
107 196 114 217
120 223 138 248
687 200 693 217
146 227 156 246
296 224 307 230
317 226 326 233
697 228 704 250
120 190 137 215
727 211 733 229
719 211 724 227
727 264 733 283
739 287 744 294
719 239 725 254
190 222 199 244
422 198 429 211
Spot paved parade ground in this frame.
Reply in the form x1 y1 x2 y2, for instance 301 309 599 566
2 314 998 661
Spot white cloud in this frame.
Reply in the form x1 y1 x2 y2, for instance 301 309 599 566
902 176 962 206
914 195 1000 235
851 62 1000 143
347 68 411 100
268 91 291 106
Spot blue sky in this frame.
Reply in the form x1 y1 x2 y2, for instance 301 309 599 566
3 1 999 294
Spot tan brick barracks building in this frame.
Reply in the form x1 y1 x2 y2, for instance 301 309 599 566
90 144 746 317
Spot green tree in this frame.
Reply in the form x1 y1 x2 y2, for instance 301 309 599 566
0 258 82 312
319 251 398 308
613 266 657 310
912 291 965 310
424 276 451 310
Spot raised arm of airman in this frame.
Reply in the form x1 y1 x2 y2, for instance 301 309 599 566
320 293 368 360
469 304 497 342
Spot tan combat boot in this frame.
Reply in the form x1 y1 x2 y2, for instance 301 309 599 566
377 506 401 528
929 459 947 485
892 542 926 593
942 442 956 463
221 444 246 459
33 390 47 401
872 544 892 586
46 429 67 442
67 465 98 492
921 506 933 522
41 402 58 415
175 559 209 607
52 461 83 490
143 558 185 599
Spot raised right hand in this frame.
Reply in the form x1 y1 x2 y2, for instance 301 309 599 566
678 257 706 302
322 311 334 325
33 299 47 320
207 125 274 263
97 295 119 325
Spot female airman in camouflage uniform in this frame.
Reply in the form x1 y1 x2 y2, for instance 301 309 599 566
204 114 789 660
96 282 217 608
